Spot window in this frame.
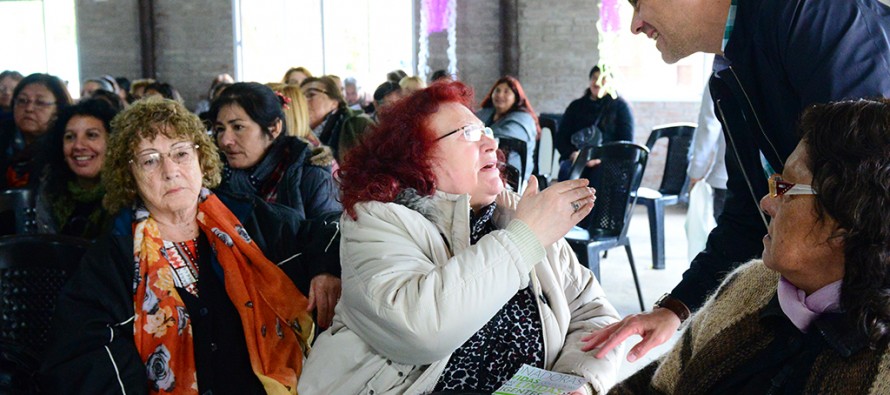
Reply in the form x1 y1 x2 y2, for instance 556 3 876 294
0 0 79 95
607 1 713 102
234 0 414 90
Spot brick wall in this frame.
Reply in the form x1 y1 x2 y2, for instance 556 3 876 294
517 0 599 114
153 0 234 109
423 0 501 106
76 0 142 88
76 0 234 109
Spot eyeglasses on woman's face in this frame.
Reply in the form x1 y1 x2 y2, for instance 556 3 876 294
130 143 199 173
14 96 56 109
302 88 329 101
768 173 817 198
436 124 494 142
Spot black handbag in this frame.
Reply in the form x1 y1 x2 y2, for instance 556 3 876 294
569 99 611 150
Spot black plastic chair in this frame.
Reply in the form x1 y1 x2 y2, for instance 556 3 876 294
0 234 91 393
565 142 649 311
498 136 528 193
635 123 695 270
534 117 560 188
0 190 36 235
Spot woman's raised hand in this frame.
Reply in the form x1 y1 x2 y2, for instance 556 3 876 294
514 177 595 247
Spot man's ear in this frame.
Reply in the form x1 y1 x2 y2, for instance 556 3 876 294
269 118 283 139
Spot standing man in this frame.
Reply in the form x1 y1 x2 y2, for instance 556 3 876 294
583 0 890 362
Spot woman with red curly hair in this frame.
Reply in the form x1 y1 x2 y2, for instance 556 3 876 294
478 75 540 185
299 81 622 395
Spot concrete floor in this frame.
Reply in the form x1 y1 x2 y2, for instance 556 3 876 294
590 204 693 381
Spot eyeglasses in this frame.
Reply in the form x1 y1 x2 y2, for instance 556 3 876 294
130 144 199 173
303 88 328 100
436 124 494 142
768 173 817 198
15 97 56 109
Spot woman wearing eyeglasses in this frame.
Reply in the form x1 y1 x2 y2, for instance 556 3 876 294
300 76 373 162
597 99 890 394
298 81 622 395
41 98 340 394
0 73 72 189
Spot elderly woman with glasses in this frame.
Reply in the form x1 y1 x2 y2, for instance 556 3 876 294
596 98 890 394
41 98 340 394
298 81 622 395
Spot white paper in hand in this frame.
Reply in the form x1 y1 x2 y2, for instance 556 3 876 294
493 364 586 395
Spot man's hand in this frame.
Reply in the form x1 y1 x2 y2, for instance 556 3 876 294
580 307 681 362
689 177 703 191
306 274 341 329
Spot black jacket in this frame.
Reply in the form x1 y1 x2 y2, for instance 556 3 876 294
673 0 890 311
556 94 634 162
39 192 341 394
217 136 342 222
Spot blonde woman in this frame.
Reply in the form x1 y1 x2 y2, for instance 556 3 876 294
399 75 426 95
282 67 312 85
275 84 316 145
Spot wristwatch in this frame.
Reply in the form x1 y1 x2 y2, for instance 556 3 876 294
654 293 691 324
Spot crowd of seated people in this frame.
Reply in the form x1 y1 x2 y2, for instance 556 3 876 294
0 65 644 395
0 61 883 395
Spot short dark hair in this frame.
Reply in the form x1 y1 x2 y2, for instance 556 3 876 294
387 69 408 83
144 82 183 103
799 98 890 348
430 69 451 82
115 77 131 93
373 81 401 104
208 82 286 140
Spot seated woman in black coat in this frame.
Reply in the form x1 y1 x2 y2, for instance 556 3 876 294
40 98 341 394
210 82 341 222
556 65 634 181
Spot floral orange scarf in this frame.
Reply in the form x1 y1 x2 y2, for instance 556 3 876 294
132 190 313 394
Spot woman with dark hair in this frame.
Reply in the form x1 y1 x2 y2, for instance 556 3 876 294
299 81 621 395
144 81 184 103
597 98 890 394
0 73 73 189
477 75 540 184
34 99 119 238
300 76 373 162
210 82 341 223
556 65 633 180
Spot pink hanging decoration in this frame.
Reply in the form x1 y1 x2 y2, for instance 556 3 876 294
600 0 621 33
426 0 450 34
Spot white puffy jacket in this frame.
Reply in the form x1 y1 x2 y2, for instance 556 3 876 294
298 190 623 394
